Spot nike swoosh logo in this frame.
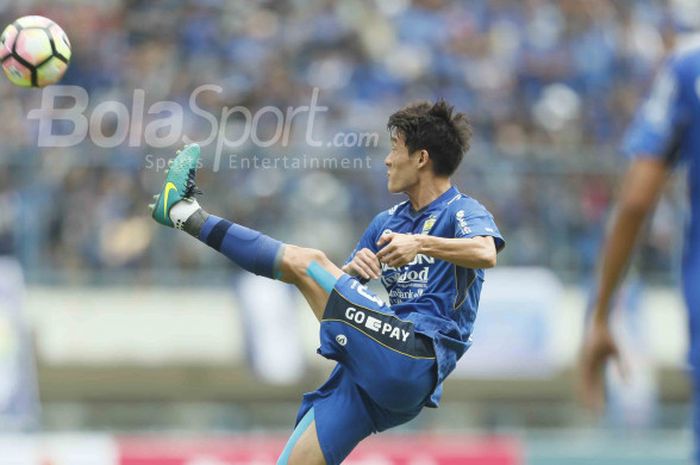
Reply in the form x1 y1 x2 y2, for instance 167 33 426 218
163 182 177 217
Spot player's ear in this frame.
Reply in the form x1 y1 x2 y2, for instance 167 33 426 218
416 149 430 169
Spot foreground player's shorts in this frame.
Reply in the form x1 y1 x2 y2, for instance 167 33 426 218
295 274 437 465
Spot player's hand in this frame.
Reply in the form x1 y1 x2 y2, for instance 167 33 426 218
376 232 422 268
578 316 628 414
342 248 381 280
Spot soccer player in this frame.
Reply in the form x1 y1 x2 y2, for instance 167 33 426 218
579 37 700 462
149 100 505 465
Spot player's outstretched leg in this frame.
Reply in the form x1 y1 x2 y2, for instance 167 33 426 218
149 143 203 229
149 144 343 321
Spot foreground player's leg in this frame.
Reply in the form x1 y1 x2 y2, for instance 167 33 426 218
150 145 335 464
172 209 342 320
149 144 343 320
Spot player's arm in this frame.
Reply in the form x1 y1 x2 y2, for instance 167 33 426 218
580 157 670 411
420 235 498 268
377 204 504 269
580 54 687 411
341 212 385 280
376 233 497 269
342 247 381 280
592 158 670 324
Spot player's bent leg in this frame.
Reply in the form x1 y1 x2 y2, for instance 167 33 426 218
318 276 438 411
286 421 326 465
277 408 326 465
293 366 377 465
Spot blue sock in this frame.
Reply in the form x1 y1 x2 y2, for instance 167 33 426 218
199 215 284 279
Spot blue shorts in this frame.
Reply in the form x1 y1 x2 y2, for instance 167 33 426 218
295 275 437 465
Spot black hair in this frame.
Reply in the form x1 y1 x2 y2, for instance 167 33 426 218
387 99 472 177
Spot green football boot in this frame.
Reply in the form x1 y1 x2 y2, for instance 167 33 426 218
149 143 202 228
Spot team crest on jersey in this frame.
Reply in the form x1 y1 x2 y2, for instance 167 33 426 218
421 216 437 235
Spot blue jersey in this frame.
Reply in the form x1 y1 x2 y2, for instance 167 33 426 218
345 186 505 404
622 34 700 275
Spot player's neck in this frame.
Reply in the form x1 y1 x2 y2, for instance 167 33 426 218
406 178 452 212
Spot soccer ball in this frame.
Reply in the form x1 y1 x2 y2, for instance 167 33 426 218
0 16 71 88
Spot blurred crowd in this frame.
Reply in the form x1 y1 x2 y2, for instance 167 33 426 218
0 0 693 284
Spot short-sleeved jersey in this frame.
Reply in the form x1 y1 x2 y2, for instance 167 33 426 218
622 34 700 272
345 186 505 406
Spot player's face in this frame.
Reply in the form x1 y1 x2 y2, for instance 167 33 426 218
385 132 420 193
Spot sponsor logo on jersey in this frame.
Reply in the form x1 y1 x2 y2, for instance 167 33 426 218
388 287 424 301
344 306 410 342
456 209 471 235
381 254 434 287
